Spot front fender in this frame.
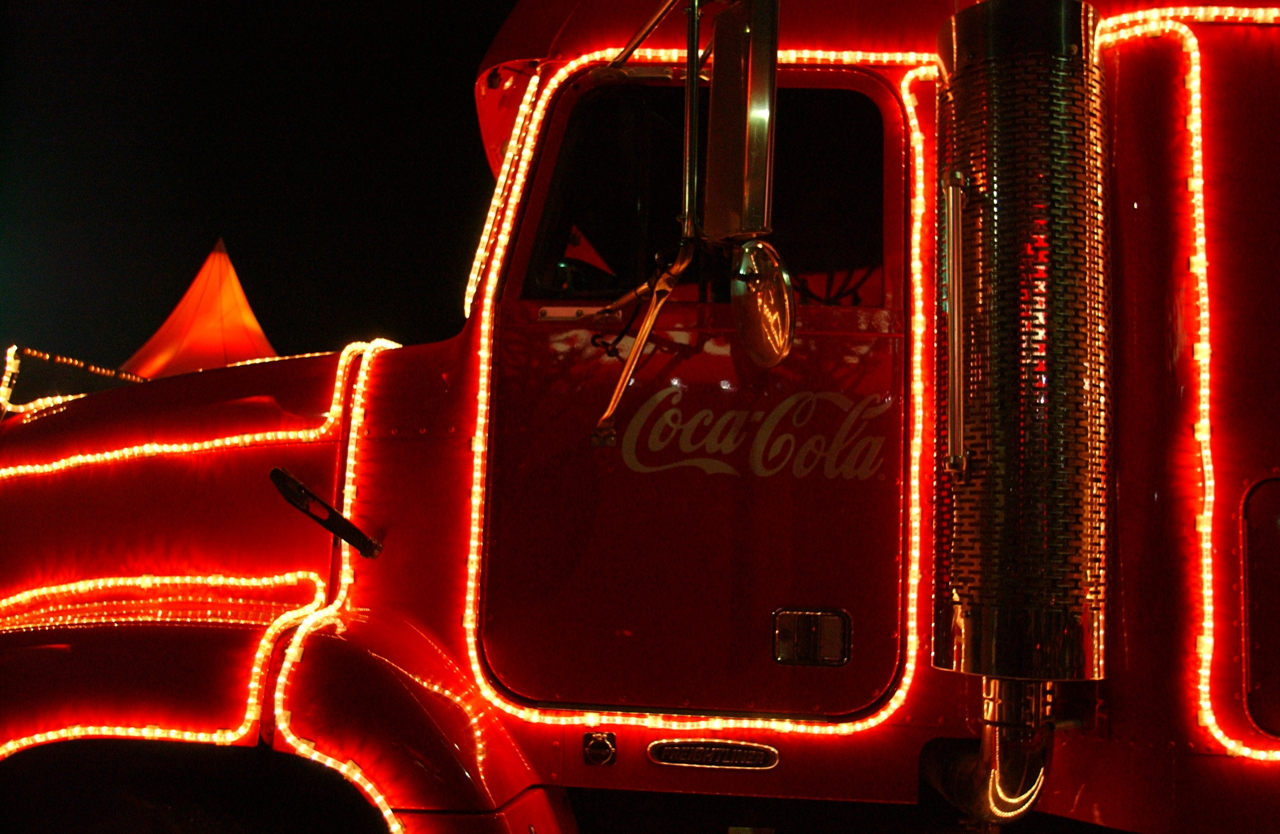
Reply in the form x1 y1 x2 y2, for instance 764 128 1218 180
275 615 539 813
0 623 280 755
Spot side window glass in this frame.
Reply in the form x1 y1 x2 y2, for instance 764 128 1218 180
525 84 884 306
526 86 685 300
771 88 884 306
1245 478 1280 735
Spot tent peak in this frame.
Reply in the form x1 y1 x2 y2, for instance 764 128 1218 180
213 238 227 254
120 243 276 379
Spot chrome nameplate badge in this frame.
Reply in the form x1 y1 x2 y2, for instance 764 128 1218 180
647 739 779 769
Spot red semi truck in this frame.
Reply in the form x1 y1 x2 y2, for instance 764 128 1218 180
3 0 1280 831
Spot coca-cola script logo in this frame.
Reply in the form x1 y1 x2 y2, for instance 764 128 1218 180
621 386 892 478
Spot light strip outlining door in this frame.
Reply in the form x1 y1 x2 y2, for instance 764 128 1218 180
462 47 938 736
1096 6 1280 760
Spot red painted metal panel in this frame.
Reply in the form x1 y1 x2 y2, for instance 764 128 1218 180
1035 18 1280 832
278 633 497 812
397 787 577 834
0 626 269 747
0 352 344 467
0 447 338 594
1102 32 1200 752
0 350 352 765
480 67 910 720
484 301 905 717
0 352 348 634
1194 24 1280 747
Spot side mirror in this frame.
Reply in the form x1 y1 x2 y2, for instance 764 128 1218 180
703 0 779 242
704 0 791 365
732 240 794 368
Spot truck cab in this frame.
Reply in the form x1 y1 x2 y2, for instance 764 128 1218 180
4 1 1280 832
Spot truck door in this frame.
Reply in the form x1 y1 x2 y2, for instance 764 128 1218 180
482 69 909 720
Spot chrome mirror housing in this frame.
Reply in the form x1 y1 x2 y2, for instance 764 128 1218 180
703 0 779 242
732 240 794 368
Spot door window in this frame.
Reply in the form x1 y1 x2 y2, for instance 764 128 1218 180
524 83 884 308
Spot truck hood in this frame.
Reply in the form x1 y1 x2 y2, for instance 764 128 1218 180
0 350 354 610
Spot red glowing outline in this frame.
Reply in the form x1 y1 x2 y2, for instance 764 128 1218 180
0 571 326 758
0 342 370 482
462 49 937 735
269 339 407 832
0 340 407 831
1097 7 1280 760
0 573 322 634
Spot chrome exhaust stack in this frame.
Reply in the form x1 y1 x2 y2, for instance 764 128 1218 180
929 0 1108 823
922 679 1055 824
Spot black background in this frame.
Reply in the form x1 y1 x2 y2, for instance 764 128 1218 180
2 0 522 367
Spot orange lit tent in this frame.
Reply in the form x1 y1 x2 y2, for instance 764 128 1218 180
122 240 277 379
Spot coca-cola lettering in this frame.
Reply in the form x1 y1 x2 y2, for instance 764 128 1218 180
621 388 738 475
621 386 891 478
825 394 892 480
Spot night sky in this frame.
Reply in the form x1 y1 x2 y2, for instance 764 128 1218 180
1 0 522 367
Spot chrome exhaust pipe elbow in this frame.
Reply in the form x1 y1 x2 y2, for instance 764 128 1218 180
921 679 1054 826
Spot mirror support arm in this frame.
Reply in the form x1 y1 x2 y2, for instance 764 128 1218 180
591 0 703 444
608 0 684 69
682 0 702 242
599 0 702 309
592 243 696 446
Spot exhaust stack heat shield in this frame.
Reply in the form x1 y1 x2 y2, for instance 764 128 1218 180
934 0 1108 681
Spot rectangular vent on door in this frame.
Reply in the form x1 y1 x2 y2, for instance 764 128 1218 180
773 609 851 666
